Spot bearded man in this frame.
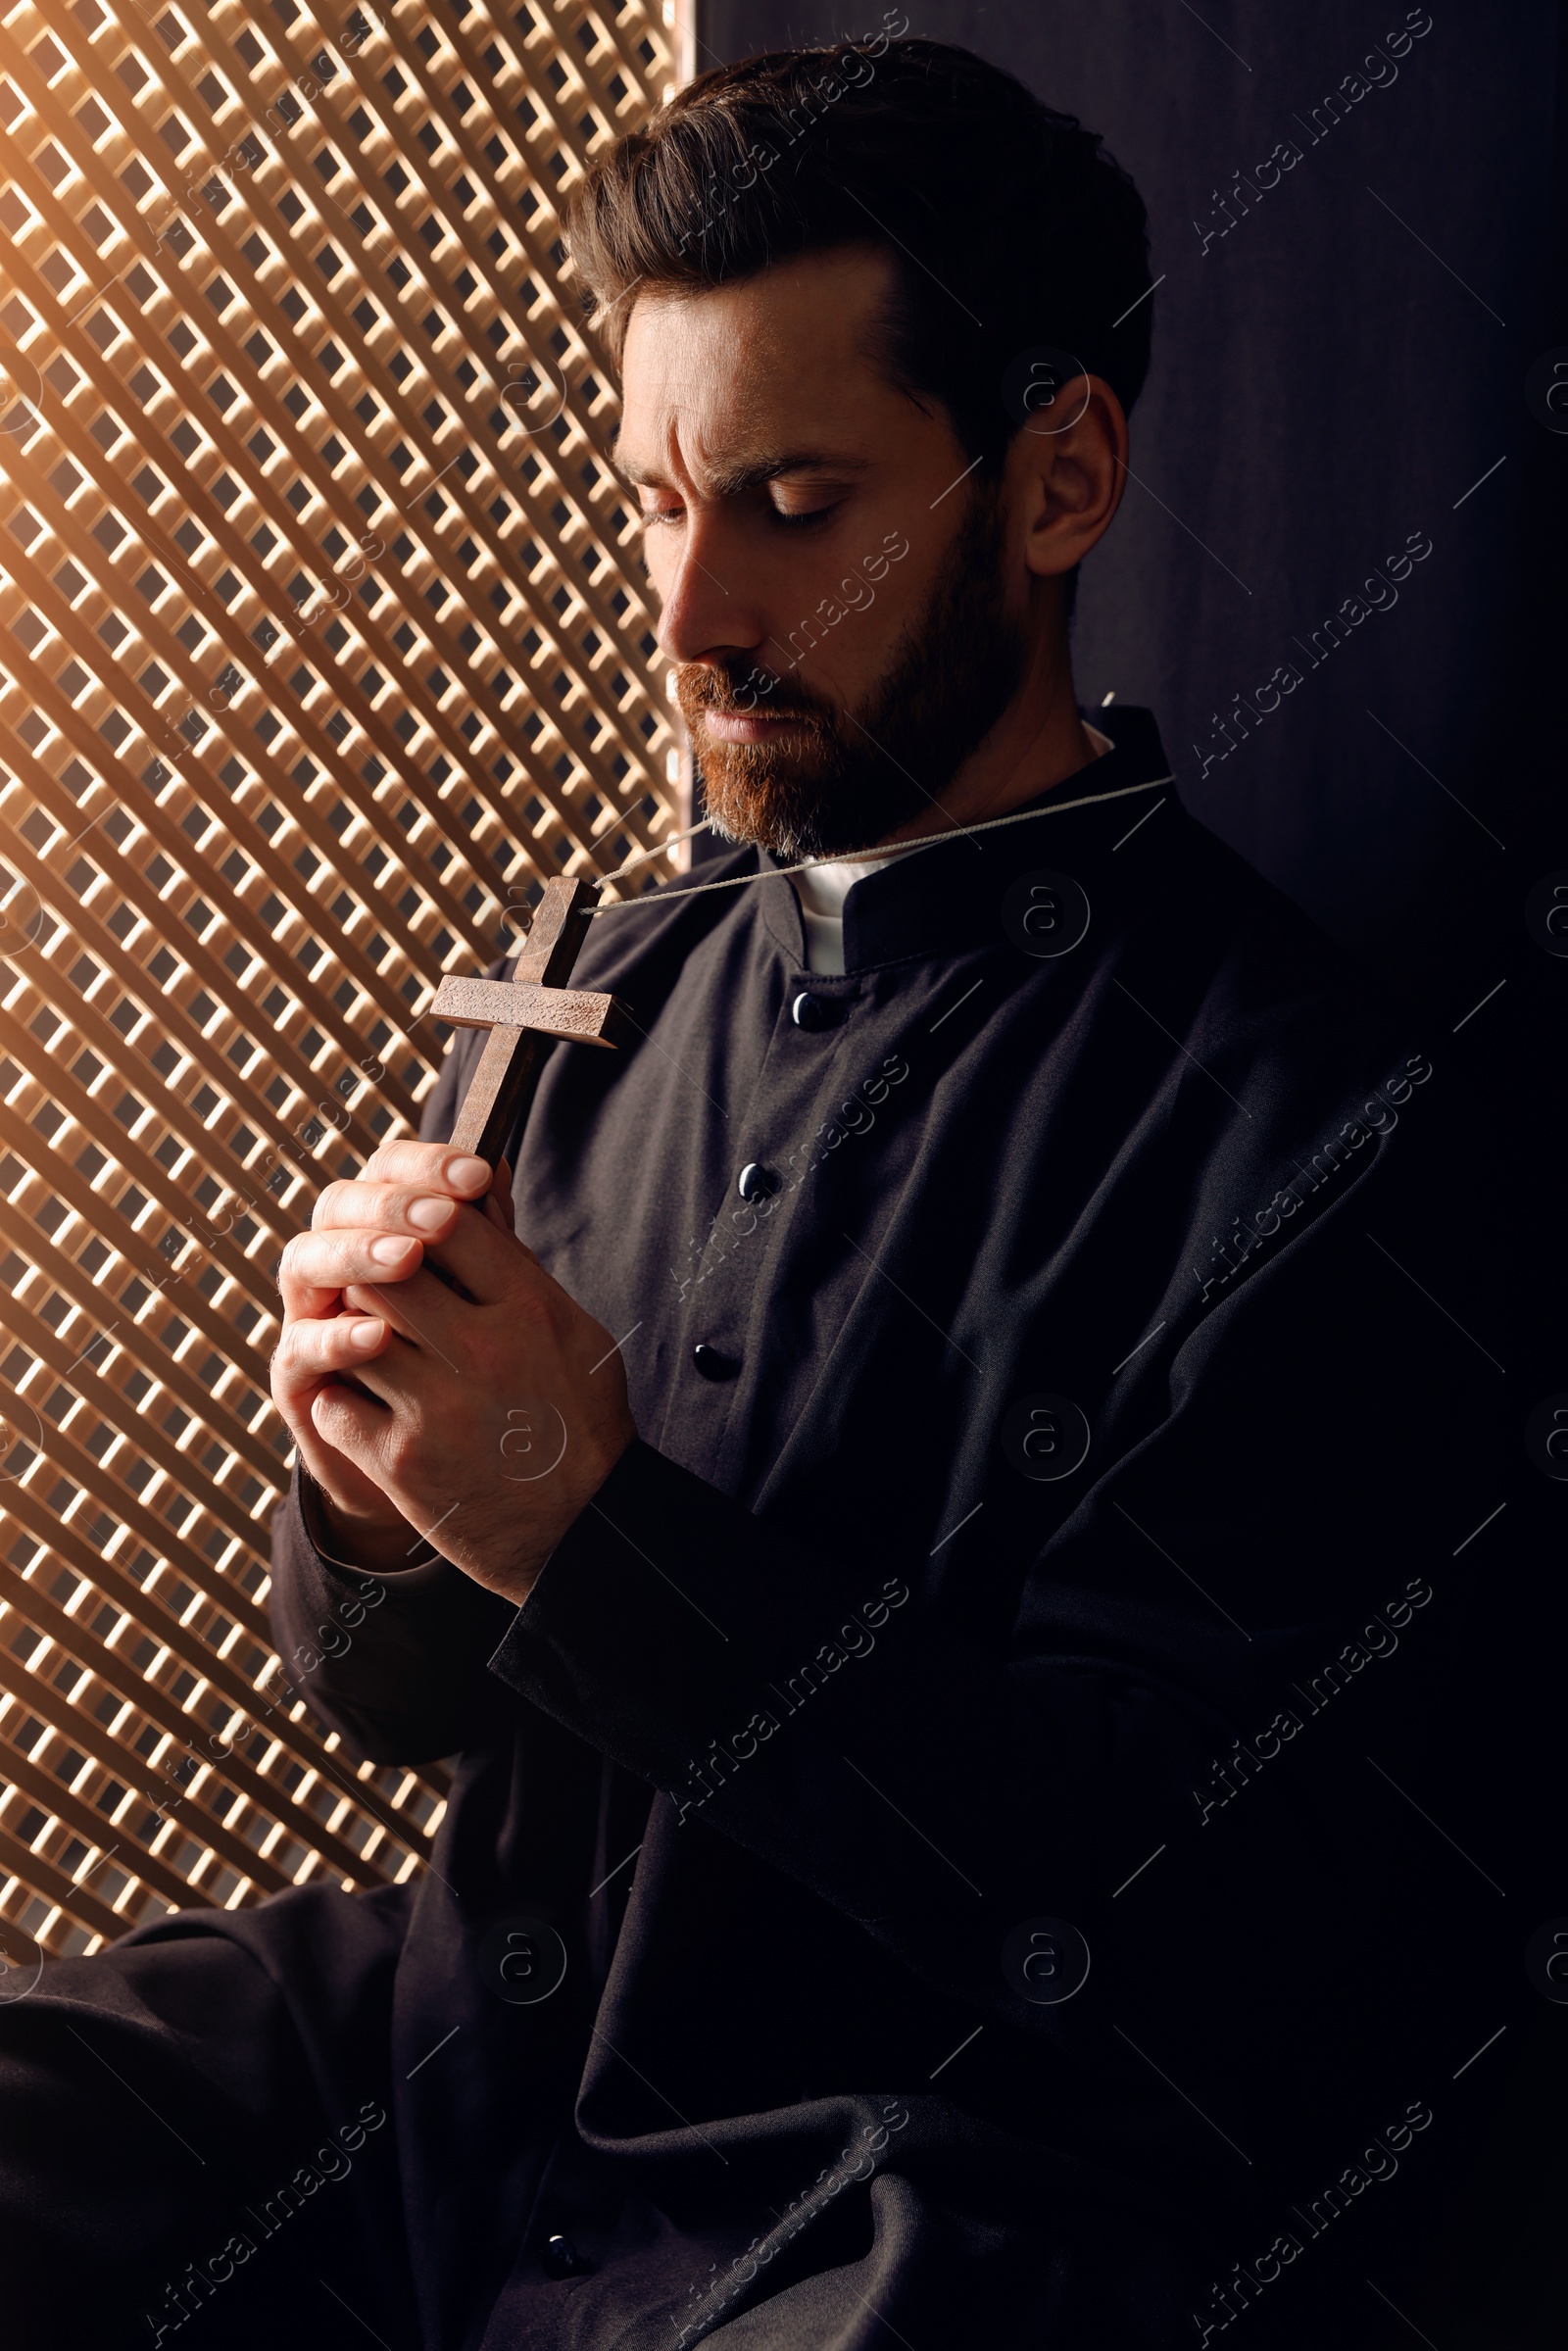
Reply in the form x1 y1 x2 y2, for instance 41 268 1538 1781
0 37 1503 2351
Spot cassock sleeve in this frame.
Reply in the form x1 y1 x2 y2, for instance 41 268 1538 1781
269 1475 518 1761
484 1143 1494 2036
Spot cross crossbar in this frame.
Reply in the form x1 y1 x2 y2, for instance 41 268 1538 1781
430 876 633 1163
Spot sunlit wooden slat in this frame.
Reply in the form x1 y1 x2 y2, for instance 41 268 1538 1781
0 0 674 1953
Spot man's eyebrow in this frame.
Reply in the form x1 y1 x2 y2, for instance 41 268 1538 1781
608 446 873 498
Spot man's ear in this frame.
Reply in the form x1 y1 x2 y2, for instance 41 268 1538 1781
1007 373 1129 583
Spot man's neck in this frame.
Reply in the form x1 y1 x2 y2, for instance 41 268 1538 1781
876 647 1099 851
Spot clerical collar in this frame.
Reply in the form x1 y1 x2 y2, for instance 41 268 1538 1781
755 703 1174 975
789 716 1118 976
799 714 1114 973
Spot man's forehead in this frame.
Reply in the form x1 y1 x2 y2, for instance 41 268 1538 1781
623 242 894 356
614 248 902 479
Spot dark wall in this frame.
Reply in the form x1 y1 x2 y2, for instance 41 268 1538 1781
697 1 1565 1025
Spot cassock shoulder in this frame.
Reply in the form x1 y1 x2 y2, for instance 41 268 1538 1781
558 843 762 1002
1142 807 1428 1112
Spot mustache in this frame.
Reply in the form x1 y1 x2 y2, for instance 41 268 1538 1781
677 660 830 720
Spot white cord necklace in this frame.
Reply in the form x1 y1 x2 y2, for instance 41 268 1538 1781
587 773 1174 913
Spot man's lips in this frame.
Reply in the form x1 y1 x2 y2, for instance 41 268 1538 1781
702 708 811 744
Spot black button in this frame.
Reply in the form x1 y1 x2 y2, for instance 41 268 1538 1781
693 1342 741 1382
737 1162 781 1201
792 991 841 1031
542 2232 583 2278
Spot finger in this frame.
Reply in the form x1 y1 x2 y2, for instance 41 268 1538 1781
341 1264 479 1361
360 1141 493 1195
309 1375 397 1473
311 1178 466 1242
481 1156 516 1235
275 1256 348 1324
278 1215 426 1325
416 1200 543 1303
271 1312 393 1406
268 1314 424 1542
283 1226 429 1302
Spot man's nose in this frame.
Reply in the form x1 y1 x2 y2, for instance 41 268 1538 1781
655 519 765 669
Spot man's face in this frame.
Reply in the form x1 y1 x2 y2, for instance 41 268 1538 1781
615 247 1029 858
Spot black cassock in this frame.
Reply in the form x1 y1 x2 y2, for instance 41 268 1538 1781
0 709 1509 2349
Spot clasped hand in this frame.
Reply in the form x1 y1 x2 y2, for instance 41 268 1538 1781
269 1142 636 1606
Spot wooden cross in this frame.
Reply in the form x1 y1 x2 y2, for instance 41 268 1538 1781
431 875 632 1165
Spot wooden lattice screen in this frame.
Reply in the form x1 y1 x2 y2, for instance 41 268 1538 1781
0 0 682 1968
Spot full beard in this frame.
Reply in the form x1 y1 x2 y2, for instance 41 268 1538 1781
676 485 1029 862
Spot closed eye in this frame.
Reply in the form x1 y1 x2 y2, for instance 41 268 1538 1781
770 503 841 531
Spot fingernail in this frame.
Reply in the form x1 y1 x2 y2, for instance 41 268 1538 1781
370 1233 413 1265
349 1318 384 1349
447 1154 491 1192
407 1197 451 1233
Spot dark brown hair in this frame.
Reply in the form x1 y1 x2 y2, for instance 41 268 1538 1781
563 34 1153 477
